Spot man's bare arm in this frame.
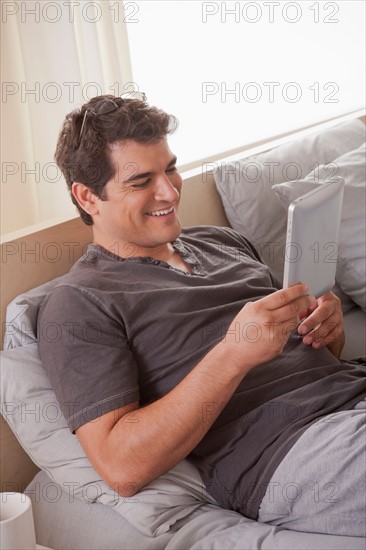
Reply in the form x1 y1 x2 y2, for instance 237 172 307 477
76 284 315 496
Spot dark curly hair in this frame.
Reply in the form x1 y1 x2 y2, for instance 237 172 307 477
55 94 178 225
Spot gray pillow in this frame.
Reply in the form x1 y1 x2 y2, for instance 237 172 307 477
4 276 67 350
1 281 214 537
213 119 365 280
273 144 366 312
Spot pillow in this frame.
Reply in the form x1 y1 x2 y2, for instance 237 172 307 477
4 276 67 350
273 143 366 312
214 119 365 280
1 281 214 537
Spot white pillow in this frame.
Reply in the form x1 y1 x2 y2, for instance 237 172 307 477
214 119 365 280
273 144 366 312
1 282 213 537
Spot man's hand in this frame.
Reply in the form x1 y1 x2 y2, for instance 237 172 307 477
222 284 316 371
297 291 345 358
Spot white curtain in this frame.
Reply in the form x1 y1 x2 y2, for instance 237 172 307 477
1 1 132 235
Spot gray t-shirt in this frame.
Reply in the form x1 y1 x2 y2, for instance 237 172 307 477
37 226 366 519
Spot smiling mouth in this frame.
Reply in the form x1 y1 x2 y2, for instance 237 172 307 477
146 206 175 217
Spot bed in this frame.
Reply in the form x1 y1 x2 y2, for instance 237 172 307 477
1 113 365 549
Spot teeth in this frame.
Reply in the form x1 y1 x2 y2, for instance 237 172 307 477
148 206 174 217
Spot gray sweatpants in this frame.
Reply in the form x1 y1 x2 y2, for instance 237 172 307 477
258 397 366 537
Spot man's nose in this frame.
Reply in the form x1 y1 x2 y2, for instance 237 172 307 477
153 174 180 202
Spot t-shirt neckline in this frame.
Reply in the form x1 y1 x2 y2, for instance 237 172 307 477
86 236 206 276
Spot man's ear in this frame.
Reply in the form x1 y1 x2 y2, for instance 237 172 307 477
72 182 100 217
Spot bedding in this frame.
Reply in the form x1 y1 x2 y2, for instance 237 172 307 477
26 471 173 550
213 119 365 281
26 470 366 550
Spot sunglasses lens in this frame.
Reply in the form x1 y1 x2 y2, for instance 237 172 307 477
94 99 119 115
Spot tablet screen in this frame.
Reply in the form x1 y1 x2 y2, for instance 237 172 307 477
283 177 344 297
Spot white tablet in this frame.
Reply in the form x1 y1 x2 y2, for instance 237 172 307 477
283 177 344 298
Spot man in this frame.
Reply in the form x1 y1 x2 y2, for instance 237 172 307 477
38 94 365 536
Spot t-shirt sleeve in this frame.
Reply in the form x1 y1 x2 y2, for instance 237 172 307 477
37 284 139 433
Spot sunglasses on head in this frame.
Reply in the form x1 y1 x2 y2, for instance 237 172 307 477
78 91 147 143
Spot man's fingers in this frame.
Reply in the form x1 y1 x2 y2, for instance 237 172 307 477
303 322 338 347
266 284 310 311
298 303 318 320
298 300 334 335
276 295 317 323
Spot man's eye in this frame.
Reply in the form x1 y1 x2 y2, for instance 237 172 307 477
132 179 150 189
166 166 177 173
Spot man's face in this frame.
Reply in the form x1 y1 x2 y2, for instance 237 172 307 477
91 139 183 258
